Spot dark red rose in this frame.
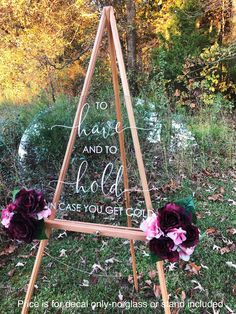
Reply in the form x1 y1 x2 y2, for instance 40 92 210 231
158 203 192 232
149 236 179 262
5 212 39 243
15 188 46 217
181 224 199 248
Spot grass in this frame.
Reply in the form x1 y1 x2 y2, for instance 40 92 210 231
0 174 236 314
0 97 236 313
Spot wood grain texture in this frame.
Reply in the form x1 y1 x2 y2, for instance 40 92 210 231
45 219 146 241
105 6 138 291
110 7 170 314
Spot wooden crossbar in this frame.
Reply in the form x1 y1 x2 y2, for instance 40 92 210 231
45 219 146 241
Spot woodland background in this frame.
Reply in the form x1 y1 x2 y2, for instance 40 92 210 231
0 1 236 313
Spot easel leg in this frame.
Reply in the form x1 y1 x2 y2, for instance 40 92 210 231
109 8 170 313
157 261 171 314
22 9 108 313
105 7 138 291
21 240 48 314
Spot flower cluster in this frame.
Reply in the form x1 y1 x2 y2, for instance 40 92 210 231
140 202 199 262
1 188 51 243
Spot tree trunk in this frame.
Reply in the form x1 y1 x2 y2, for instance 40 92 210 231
126 0 137 95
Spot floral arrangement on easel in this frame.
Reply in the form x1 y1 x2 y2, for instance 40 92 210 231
1 188 51 243
140 196 199 262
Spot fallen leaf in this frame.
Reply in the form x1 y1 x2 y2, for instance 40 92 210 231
90 275 98 285
57 231 67 239
206 227 217 235
153 284 161 298
90 263 105 274
105 257 120 264
174 89 180 97
201 263 209 269
232 284 236 296
224 304 234 313
118 290 123 301
228 199 236 206
190 103 196 109
15 262 25 267
80 279 89 287
178 260 186 269
18 253 33 259
185 262 201 275
208 194 223 202
226 261 236 269
202 169 212 176
196 212 203 219
172 307 180 314
0 261 6 267
145 280 152 286
227 228 236 235
220 247 230 255
181 290 186 301
191 280 205 292
128 275 134 284
0 244 17 256
23 284 29 293
148 270 157 279
136 273 144 281
161 179 180 193
167 262 177 272
219 186 225 194
8 269 15 277
46 262 53 268
59 249 67 257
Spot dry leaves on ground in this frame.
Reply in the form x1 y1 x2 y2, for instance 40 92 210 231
0 244 17 256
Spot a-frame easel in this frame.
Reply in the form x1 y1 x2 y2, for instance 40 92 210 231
21 7 170 314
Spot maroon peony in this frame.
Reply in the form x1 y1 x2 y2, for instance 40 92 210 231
149 236 179 262
181 224 199 248
158 203 192 232
14 188 46 217
5 212 39 243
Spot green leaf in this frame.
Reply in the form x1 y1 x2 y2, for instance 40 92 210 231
34 219 48 240
175 195 197 224
200 231 206 240
12 188 20 201
150 251 163 263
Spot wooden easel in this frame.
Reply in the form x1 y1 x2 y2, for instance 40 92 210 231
22 7 170 314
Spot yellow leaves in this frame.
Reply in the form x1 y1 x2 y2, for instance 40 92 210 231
68 62 85 80
0 45 46 103
0 0 99 103
198 42 236 95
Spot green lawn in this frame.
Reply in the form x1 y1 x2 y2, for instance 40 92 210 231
0 174 235 314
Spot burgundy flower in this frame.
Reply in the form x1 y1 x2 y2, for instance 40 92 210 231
158 203 192 232
5 212 39 243
181 224 199 248
149 236 179 262
14 188 46 217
